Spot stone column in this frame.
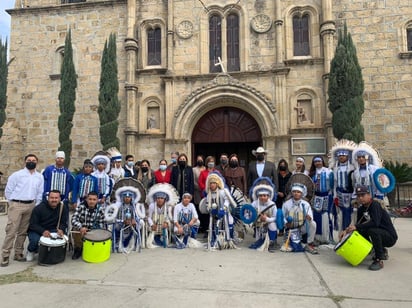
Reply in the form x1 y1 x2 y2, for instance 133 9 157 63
273 72 288 136
124 0 138 155
167 0 174 71
274 0 284 65
320 0 336 141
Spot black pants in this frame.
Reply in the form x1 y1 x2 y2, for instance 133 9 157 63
358 228 397 260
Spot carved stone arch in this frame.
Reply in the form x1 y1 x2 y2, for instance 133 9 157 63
172 75 277 141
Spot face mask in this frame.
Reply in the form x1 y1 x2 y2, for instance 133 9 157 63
256 154 265 161
220 159 228 165
141 167 149 173
159 165 167 171
26 162 37 170
207 162 215 169
196 160 204 167
229 161 238 168
171 158 177 164
178 161 186 167
127 161 134 167
279 166 287 171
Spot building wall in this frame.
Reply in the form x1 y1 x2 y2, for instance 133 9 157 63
1 0 411 178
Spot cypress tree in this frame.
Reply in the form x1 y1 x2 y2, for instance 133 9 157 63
98 33 121 150
58 29 77 167
0 39 8 150
328 23 365 142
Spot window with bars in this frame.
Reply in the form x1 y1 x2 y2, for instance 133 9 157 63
293 14 310 56
147 28 161 66
209 15 222 72
226 14 240 72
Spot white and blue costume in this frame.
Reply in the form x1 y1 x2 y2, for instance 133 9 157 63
173 195 200 249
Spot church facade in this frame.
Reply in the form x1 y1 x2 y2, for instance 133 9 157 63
2 0 411 175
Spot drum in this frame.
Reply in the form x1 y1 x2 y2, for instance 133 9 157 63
38 233 68 266
334 231 373 266
82 229 112 263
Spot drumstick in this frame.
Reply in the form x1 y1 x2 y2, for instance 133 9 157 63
284 229 291 250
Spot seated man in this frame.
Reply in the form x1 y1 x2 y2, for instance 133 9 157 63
27 190 69 262
343 185 398 271
71 191 106 259
281 183 317 254
173 192 200 249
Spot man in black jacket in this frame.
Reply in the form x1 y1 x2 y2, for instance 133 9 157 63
26 190 69 262
344 185 397 271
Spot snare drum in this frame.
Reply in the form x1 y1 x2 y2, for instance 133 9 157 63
38 233 68 265
82 229 112 263
334 231 373 266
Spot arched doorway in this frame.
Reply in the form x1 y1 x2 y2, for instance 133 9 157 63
191 107 261 168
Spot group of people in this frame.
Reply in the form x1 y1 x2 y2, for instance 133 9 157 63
0 140 398 271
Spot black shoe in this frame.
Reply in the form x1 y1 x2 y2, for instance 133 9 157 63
369 259 384 271
72 248 82 260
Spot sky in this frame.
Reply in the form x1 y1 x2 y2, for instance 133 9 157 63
0 0 15 43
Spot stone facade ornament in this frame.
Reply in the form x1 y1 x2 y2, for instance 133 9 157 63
176 20 194 39
250 14 272 33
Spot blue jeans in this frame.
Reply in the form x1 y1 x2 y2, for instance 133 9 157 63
28 231 41 253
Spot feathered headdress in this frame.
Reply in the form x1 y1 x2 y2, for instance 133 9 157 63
251 183 275 201
352 141 382 168
205 171 226 191
328 139 358 168
146 183 179 206
285 173 315 202
91 150 111 174
248 176 277 201
110 178 146 203
107 147 122 162
114 186 142 206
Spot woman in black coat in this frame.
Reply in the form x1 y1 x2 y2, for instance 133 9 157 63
170 153 194 201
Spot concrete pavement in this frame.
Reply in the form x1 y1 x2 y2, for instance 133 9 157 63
0 214 411 308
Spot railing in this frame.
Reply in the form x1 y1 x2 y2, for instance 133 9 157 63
391 182 412 208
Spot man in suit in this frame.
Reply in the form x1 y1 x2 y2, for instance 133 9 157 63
247 147 278 191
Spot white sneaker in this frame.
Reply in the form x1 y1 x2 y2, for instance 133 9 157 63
26 251 34 262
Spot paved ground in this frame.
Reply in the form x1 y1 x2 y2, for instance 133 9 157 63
0 213 411 308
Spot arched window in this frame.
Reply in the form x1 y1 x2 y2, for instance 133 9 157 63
147 27 161 66
209 15 222 72
408 27 412 51
293 14 310 56
226 13 240 72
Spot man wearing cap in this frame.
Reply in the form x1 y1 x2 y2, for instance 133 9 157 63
42 151 73 203
247 147 278 192
344 185 397 271
281 183 317 254
1 154 44 267
332 150 355 232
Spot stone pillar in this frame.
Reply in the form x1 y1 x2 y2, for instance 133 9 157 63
274 72 288 136
274 0 284 65
167 0 174 71
320 0 336 141
124 0 138 155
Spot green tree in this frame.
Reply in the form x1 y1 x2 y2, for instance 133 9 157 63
328 23 365 142
98 33 120 150
0 39 8 150
58 29 77 167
